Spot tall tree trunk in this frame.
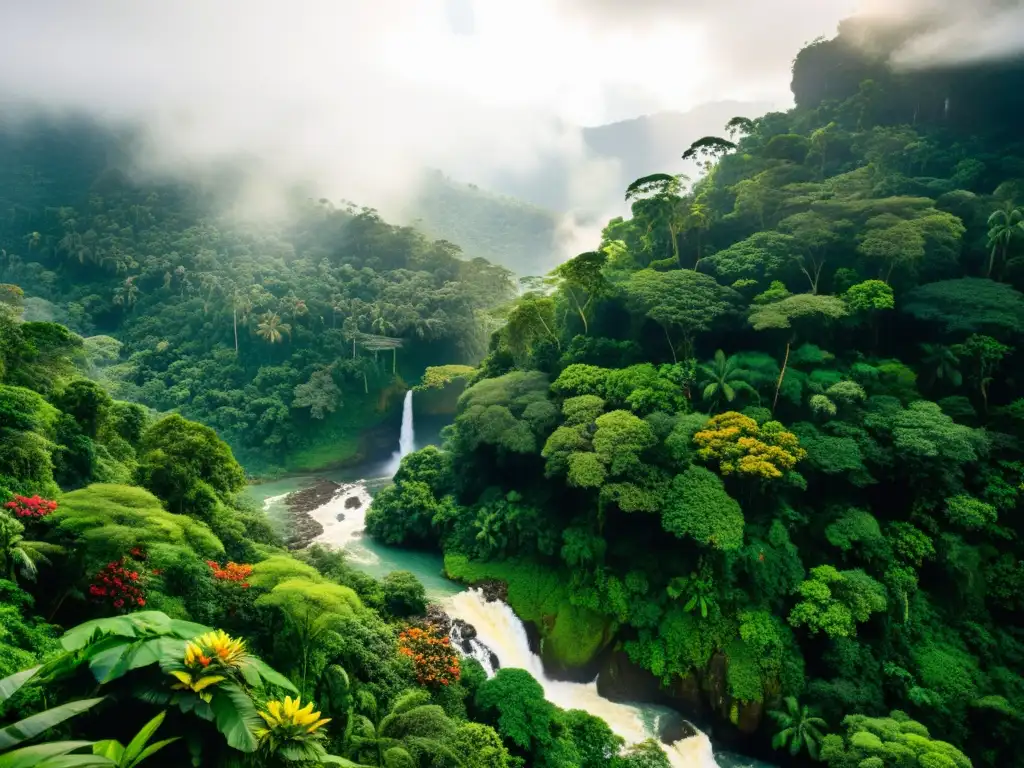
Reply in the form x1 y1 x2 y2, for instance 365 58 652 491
233 307 239 354
773 340 792 413
661 325 678 364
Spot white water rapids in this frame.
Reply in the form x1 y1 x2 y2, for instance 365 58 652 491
449 589 718 768
266 477 721 768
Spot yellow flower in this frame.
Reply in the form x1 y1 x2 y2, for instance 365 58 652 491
185 630 248 669
168 669 226 702
256 696 331 740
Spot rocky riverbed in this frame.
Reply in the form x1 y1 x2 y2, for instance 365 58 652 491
280 478 342 549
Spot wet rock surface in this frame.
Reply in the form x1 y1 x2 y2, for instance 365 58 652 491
282 478 340 549
477 579 508 603
344 494 363 509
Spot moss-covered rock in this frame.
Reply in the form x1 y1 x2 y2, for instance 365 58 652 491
443 554 613 670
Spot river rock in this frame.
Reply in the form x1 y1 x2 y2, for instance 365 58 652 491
425 603 452 635
281 478 341 549
344 494 363 509
478 579 508 603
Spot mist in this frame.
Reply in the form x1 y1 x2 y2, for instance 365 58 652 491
852 0 1024 69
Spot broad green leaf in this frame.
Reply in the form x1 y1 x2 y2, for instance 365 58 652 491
90 741 124 762
209 684 260 753
122 711 165 766
236 661 261 689
320 756 372 767
246 657 298 693
60 613 209 653
34 756 116 768
0 741 100 768
131 738 179 767
0 667 40 704
167 619 212 639
0 698 106 750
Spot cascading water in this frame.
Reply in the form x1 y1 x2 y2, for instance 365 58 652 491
386 390 415 476
448 590 720 768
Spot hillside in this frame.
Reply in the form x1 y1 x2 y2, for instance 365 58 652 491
405 170 564 277
365 17 1024 768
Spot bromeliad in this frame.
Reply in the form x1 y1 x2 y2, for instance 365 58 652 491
185 629 248 669
256 695 331 747
168 670 226 702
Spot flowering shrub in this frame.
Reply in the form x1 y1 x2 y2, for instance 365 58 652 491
398 625 460 687
5 495 58 519
207 560 253 587
89 557 147 611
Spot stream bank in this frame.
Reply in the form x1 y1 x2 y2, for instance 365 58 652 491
251 475 775 768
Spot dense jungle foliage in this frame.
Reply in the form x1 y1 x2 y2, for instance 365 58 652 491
0 129 517 472
0 295 679 768
366 22 1024 768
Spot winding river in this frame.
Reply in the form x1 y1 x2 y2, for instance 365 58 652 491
248 407 769 768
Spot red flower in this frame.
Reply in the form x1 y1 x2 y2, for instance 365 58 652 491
5 495 58 519
89 556 148 614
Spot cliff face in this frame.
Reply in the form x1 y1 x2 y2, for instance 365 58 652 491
791 18 1024 141
595 649 770 755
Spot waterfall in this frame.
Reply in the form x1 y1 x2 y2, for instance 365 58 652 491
447 590 719 768
386 390 415 476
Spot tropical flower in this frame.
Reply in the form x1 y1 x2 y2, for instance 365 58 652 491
206 559 253 587
398 625 460 687
4 495 58 519
185 630 248 670
89 557 147 612
168 669 226 702
255 696 331 748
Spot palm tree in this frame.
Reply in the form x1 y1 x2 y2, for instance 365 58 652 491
698 350 759 411
232 291 254 354
986 205 1024 278
256 312 292 345
685 199 712 270
0 513 62 583
919 343 962 390
0 666 108 765
769 697 828 759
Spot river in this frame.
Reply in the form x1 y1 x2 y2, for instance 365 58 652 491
246 404 770 768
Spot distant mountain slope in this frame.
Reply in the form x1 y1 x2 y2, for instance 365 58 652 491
483 100 776 213
582 99 776 190
405 170 563 277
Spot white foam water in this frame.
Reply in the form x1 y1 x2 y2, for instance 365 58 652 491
447 589 719 768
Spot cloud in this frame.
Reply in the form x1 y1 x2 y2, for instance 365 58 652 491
0 0 852 230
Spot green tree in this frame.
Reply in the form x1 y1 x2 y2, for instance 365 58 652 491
255 312 291 344
986 204 1023 278
549 251 611 335
769 696 828 759
380 571 427 618
137 415 246 517
919 343 962 390
698 350 759 411
292 368 342 420
0 513 61 583
661 466 744 551
624 269 739 362
953 334 1011 413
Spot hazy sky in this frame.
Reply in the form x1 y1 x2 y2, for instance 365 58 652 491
1 0 1009 223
